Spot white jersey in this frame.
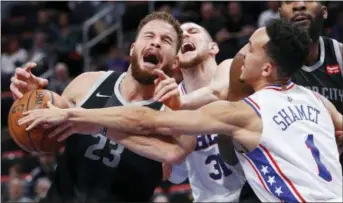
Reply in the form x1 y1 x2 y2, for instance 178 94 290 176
235 81 342 202
169 82 246 202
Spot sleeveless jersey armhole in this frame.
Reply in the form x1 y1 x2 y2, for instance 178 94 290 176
243 96 261 118
77 71 114 107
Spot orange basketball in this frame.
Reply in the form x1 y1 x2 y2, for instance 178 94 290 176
8 89 69 154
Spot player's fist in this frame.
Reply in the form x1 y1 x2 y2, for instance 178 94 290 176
10 62 49 100
153 69 181 110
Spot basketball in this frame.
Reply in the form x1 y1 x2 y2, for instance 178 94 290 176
8 89 69 154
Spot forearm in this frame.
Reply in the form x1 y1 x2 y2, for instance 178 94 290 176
67 106 156 135
67 104 233 137
181 86 219 110
106 128 186 164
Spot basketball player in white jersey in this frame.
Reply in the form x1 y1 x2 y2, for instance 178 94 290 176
157 22 245 202
21 19 343 202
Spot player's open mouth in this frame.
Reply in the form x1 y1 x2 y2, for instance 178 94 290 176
181 42 196 54
143 52 160 67
292 14 311 25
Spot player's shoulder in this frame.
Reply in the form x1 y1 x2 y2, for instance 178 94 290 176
218 58 233 71
219 58 233 66
62 71 109 105
76 71 108 81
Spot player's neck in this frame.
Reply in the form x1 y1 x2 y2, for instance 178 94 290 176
181 58 217 93
120 69 155 102
253 77 290 92
305 41 320 66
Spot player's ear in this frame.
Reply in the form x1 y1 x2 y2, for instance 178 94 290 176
261 63 273 77
209 42 219 56
172 56 180 70
129 43 135 57
322 5 328 20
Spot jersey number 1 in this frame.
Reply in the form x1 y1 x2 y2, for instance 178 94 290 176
305 134 332 182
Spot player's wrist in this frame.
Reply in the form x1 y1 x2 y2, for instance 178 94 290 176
66 107 83 121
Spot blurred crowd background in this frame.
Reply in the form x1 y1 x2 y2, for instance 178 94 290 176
1 1 343 202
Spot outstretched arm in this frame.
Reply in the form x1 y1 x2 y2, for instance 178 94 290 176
181 59 232 109
67 100 238 137
107 130 195 164
105 106 196 164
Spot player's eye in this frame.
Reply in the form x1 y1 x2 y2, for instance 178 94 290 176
163 38 171 44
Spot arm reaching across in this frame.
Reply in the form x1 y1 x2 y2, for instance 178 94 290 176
66 100 238 136
104 106 196 164
180 59 233 110
19 103 196 164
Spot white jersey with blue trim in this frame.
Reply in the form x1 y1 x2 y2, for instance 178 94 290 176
235 81 342 202
169 82 246 202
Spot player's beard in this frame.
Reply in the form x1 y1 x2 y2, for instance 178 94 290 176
179 52 205 69
130 50 173 85
285 9 325 43
307 10 325 43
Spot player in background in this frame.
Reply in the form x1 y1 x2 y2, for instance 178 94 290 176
9 12 197 202
20 19 343 202
156 22 247 202
171 1 342 111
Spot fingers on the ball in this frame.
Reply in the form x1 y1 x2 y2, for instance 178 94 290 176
26 118 42 131
15 67 30 78
57 130 73 142
23 62 37 72
49 122 71 139
22 110 33 115
33 75 48 87
11 76 28 88
18 114 33 125
10 83 23 99
47 101 58 109
47 101 53 108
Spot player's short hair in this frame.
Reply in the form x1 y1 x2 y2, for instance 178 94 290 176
264 19 311 78
182 22 214 42
137 11 183 53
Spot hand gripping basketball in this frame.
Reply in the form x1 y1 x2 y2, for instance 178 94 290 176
10 62 49 100
18 102 69 131
18 102 102 142
153 69 181 110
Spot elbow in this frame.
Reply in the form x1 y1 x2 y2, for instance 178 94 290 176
164 149 186 165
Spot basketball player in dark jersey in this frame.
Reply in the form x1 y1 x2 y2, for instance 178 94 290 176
9 12 196 202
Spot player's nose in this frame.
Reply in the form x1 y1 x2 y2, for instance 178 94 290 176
292 1 306 12
183 31 190 39
150 37 162 49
